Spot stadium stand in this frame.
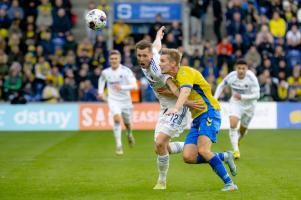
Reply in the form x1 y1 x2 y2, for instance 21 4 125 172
0 0 300 103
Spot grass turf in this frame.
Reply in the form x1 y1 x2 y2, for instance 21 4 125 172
0 130 300 200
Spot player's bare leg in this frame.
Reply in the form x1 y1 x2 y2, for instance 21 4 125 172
153 133 170 190
124 123 135 147
183 144 198 164
229 116 240 159
113 114 123 155
198 135 237 191
238 125 248 145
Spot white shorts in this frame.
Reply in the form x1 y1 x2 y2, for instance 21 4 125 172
229 102 255 127
154 106 190 140
108 100 133 124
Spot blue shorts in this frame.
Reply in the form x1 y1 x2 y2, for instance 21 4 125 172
185 110 221 144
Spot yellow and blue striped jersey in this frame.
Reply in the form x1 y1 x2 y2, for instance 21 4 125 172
175 66 220 119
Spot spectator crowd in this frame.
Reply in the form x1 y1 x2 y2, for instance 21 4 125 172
0 0 301 104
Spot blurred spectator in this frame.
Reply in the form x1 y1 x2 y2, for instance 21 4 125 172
63 32 77 53
42 75 60 103
245 45 261 69
79 79 97 102
0 49 8 77
113 20 131 52
37 0 53 28
287 65 301 99
50 66 64 89
3 62 22 100
148 14 164 41
245 0 259 24
52 8 71 34
269 11 286 38
277 80 289 101
60 77 77 101
259 69 277 101
286 24 301 50
169 21 182 46
227 12 246 37
7 0 24 21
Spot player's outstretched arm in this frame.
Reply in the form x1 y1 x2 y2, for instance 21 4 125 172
152 26 165 52
214 81 226 100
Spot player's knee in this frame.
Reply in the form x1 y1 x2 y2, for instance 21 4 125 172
198 148 211 159
155 139 167 152
113 116 121 124
183 154 196 164
230 123 237 129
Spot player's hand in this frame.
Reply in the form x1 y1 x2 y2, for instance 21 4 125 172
157 87 173 96
165 107 179 116
185 100 205 111
112 84 122 91
234 93 241 100
156 26 166 40
98 93 104 101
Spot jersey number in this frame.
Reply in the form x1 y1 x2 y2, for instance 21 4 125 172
170 113 179 124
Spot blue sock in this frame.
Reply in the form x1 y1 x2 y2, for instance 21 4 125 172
197 152 225 164
215 152 225 161
208 155 232 184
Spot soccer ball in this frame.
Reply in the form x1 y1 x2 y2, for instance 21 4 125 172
85 9 107 30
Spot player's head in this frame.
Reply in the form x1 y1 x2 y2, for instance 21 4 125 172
136 40 153 69
159 48 182 76
109 50 121 70
235 59 248 79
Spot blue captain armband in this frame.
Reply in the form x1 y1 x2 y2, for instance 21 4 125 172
180 85 193 89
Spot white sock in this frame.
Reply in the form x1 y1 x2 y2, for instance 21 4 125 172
229 128 239 151
113 123 122 148
169 142 184 154
157 154 169 182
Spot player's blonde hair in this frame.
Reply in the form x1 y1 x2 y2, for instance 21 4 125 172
109 50 121 57
161 48 182 66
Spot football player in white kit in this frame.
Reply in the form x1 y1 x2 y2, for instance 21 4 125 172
214 59 260 159
136 27 203 190
98 50 137 155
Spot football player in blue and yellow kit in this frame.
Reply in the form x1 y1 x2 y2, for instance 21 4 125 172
160 48 238 191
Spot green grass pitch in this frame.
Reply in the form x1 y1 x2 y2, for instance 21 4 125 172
0 130 300 200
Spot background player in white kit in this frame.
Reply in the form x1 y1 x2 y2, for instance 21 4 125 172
136 27 203 190
98 50 137 155
214 59 260 159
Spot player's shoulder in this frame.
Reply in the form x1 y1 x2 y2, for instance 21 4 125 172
120 64 133 73
179 66 194 74
246 70 258 82
102 67 110 75
227 71 237 79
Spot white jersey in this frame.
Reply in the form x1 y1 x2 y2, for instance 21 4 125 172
141 49 177 109
214 70 260 108
98 64 137 104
